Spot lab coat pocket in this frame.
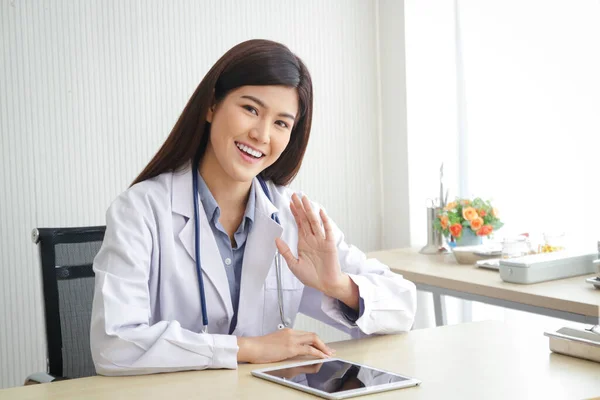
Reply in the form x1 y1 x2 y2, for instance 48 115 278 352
263 267 304 333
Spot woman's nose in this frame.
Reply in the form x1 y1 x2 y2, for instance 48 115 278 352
248 123 270 144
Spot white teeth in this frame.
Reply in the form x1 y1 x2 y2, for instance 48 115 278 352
236 143 263 158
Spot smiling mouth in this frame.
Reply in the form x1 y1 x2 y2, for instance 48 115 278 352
235 142 265 159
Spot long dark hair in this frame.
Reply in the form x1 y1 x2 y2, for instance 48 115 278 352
131 39 313 186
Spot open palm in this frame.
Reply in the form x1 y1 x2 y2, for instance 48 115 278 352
275 193 344 294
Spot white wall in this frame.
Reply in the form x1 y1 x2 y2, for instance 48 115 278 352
377 0 411 249
0 0 401 389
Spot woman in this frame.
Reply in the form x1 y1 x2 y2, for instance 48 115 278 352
90 39 416 376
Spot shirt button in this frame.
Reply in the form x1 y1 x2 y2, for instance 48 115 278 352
224 258 232 266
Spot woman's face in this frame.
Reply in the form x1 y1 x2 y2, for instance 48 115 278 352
205 85 299 183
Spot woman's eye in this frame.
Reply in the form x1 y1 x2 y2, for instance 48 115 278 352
243 105 258 115
275 120 289 129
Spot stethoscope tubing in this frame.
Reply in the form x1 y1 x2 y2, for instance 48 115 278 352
192 159 288 334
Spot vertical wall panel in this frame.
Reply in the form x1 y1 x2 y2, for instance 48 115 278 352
0 0 383 388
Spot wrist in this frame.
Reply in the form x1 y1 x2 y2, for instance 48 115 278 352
324 273 349 298
237 336 254 363
325 274 359 310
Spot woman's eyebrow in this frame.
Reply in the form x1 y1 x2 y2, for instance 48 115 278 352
240 95 296 121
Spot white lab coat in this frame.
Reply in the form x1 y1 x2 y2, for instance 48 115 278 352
90 166 417 376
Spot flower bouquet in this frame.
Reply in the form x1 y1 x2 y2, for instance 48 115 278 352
434 198 503 245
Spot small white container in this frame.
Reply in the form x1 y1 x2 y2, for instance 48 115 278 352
499 251 597 284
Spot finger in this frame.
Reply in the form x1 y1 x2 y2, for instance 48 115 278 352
290 201 309 237
275 238 299 269
290 199 303 228
320 209 335 241
301 195 325 239
292 194 312 236
290 201 299 218
298 332 334 356
289 330 336 355
300 344 329 360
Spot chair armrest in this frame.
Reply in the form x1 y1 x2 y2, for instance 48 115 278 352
24 372 57 385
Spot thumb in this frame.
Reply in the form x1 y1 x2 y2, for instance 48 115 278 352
275 237 298 270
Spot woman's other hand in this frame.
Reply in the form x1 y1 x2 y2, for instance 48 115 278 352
237 328 334 364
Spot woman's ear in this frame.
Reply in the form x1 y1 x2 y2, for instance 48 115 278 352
206 90 216 123
206 104 215 123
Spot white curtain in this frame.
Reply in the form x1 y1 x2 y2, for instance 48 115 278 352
406 0 600 331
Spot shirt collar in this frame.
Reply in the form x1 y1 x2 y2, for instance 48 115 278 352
197 173 256 227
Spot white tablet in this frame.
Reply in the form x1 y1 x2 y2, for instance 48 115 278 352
251 358 421 399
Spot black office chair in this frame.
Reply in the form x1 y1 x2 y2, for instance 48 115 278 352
25 226 106 384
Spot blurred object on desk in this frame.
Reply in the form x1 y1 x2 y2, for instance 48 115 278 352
435 197 504 247
545 326 600 364
419 200 449 255
590 257 600 289
419 163 451 255
499 251 597 284
539 231 566 253
586 276 600 289
501 234 535 259
451 244 501 265
476 258 500 270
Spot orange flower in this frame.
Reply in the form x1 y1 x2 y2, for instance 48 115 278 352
460 199 471 206
462 207 478 221
444 201 458 211
470 217 484 230
492 208 499 218
450 223 462 238
478 209 487 217
439 215 449 229
476 225 493 236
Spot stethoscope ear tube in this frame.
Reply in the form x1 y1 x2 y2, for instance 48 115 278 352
192 154 209 332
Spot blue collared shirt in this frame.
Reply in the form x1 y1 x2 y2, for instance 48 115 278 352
197 174 360 332
197 174 255 334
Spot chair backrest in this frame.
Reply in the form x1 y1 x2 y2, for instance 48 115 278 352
32 226 106 379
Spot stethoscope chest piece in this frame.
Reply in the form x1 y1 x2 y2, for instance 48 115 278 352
277 318 292 330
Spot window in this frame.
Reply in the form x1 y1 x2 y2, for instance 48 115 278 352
406 0 600 329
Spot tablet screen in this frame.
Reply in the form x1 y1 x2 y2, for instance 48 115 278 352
262 359 410 394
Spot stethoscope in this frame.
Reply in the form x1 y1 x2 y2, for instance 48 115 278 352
192 164 292 333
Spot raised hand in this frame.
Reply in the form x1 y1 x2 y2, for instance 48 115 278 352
275 194 359 309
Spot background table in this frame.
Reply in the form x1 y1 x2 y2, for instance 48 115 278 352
369 248 600 326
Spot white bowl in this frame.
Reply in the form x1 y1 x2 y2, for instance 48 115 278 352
452 245 500 265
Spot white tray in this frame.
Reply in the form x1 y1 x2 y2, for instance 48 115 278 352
586 276 600 289
544 327 600 363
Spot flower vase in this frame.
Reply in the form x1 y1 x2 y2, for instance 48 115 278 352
454 228 482 247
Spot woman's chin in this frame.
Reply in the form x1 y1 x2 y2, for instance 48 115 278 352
227 167 260 183
228 160 269 182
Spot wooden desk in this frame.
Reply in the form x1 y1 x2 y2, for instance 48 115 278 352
369 248 600 326
1 321 599 399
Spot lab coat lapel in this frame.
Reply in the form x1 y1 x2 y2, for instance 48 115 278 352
171 167 234 319
234 178 283 334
